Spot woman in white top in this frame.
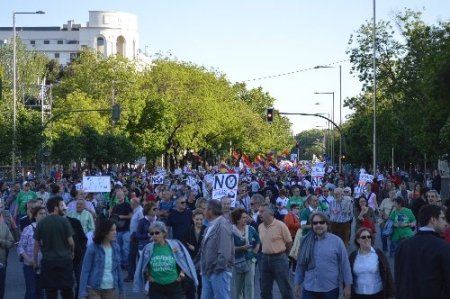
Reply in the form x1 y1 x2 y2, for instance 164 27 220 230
349 228 395 299
275 188 289 217
79 218 124 299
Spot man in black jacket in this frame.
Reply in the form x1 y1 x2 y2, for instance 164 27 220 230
395 204 450 299
61 202 87 299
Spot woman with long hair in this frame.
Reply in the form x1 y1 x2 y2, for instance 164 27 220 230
355 196 377 233
17 206 47 299
134 221 198 299
79 218 124 299
182 209 206 299
230 208 260 299
349 228 395 299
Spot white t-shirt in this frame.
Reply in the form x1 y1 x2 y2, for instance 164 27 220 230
276 197 289 216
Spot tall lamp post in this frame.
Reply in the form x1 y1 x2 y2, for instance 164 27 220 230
314 65 342 173
314 91 335 166
372 0 377 174
12 10 45 182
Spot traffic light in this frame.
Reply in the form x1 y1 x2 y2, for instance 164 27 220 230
112 104 121 122
266 108 274 123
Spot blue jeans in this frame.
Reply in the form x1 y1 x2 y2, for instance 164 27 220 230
201 271 231 299
302 287 339 299
117 230 130 266
23 264 44 299
0 266 5 299
260 253 294 299
390 240 400 257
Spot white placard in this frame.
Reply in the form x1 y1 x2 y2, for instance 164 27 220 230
212 173 239 207
311 166 325 190
354 174 374 197
82 176 111 193
151 174 165 185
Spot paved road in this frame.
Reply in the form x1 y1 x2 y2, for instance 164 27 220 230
5 220 392 299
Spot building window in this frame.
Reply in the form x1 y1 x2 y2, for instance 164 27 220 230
44 40 50 44
67 40 78 44
96 36 106 55
30 40 35 45
57 40 63 44
54 53 60 58
116 36 126 57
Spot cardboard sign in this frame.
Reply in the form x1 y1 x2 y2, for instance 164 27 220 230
311 166 325 190
151 174 164 185
82 176 111 193
212 173 239 207
354 173 374 197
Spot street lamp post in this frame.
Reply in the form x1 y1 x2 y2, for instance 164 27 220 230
315 91 335 166
12 10 45 182
372 0 377 174
314 65 343 173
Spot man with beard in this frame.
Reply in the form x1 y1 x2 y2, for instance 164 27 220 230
34 196 75 299
295 212 352 299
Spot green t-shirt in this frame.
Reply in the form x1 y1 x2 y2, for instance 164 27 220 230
149 243 178 285
34 215 74 261
390 208 416 241
286 196 306 211
17 191 37 215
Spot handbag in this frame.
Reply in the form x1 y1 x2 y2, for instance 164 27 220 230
381 205 395 237
382 219 394 237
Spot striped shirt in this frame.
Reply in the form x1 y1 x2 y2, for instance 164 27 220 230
329 197 353 223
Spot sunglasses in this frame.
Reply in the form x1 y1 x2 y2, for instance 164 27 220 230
152 208 158 211
179 202 187 204
312 221 326 225
360 235 372 240
149 231 161 236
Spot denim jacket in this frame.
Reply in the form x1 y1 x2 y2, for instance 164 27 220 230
78 241 124 298
133 239 198 292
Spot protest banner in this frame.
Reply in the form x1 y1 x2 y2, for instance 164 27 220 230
82 176 111 193
354 173 374 197
311 165 325 190
212 173 239 207
151 174 165 185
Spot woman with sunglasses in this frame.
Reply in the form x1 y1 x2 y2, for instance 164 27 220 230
79 218 124 299
134 221 198 299
349 228 395 299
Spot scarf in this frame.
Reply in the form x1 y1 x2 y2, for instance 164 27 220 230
297 231 316 271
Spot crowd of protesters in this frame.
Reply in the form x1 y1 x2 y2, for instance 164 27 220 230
0 164 449 299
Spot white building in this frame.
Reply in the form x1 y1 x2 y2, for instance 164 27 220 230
0 11 147 65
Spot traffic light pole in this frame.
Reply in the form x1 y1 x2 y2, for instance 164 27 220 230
277 111 345 172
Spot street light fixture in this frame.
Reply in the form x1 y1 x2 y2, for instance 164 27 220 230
314 64 343 173
12 10 45 182
314 91 335 166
